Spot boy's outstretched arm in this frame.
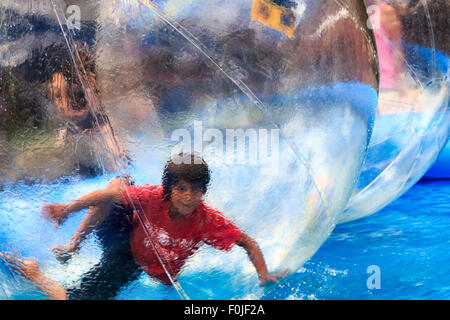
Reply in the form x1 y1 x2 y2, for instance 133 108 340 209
51 204 113 262
236 232 288 285
41 178 125 227
41 177 130 263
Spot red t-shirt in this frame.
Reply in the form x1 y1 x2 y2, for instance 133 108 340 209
121 184 242 285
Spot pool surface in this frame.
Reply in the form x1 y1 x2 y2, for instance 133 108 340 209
263 179 450 300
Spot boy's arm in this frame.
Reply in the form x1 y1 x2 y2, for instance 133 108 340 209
236 232 288 285
52 203 114 262
47 177 131 262
41 185 124 227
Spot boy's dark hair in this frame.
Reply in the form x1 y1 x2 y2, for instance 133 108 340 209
161 153 211 200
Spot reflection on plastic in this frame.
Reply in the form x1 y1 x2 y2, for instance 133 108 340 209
340 0 449 223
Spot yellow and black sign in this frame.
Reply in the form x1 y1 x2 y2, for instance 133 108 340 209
251 0 297 37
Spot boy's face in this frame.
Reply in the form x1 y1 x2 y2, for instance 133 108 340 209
169 180 204 217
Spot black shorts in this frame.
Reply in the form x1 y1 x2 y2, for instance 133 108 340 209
66 205 141 300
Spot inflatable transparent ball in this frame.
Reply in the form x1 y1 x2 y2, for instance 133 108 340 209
339 0 449 224
0 0 378 299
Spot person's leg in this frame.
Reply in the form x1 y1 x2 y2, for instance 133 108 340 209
0 231 141 301
0 252 67 300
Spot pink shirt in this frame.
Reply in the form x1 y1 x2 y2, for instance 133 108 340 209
374 25 401 89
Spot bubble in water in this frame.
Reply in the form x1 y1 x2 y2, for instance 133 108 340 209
0 0 378 299
339 0 449 223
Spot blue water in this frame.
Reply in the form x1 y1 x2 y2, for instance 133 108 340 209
263 179 450 300
1 179 449 300
426 142 450 178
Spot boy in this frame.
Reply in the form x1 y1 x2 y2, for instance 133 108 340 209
11 153 286 299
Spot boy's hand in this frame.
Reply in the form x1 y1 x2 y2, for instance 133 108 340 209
258 269 289 286
41 204 67 228
51 244 77 264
